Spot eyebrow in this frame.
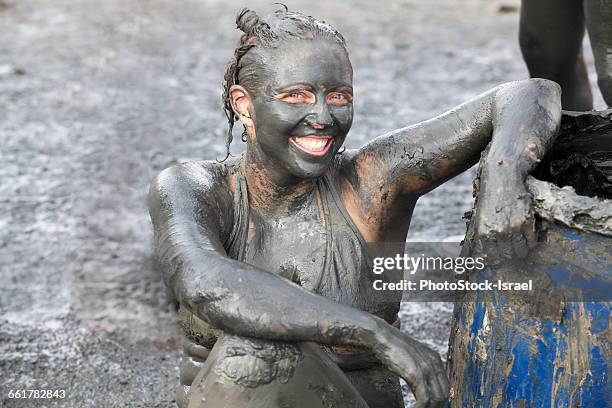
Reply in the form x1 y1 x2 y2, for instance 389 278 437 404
273 83 353 94
331 85 353 93
273 83 316 94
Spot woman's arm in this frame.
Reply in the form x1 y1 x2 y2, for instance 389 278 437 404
148 161 449 405
149 162 378 345
342 78 561 254
347 78 561 196
470 79 562 262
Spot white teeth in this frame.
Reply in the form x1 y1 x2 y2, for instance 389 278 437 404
292 137 329 152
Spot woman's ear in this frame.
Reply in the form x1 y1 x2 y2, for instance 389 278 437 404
229 85 254 130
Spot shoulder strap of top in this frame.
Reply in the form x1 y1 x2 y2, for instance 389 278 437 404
311 173 373 293
318 174 369 250
310 176 334 293
223 163 249 262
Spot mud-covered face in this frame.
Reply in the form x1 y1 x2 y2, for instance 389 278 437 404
249 39 353 179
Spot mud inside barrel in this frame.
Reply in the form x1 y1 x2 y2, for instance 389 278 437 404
532 109 612 201
527 110 612 236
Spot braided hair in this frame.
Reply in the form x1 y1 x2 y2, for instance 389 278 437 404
220 6 347 160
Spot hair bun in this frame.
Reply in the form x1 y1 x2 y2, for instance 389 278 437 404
236 8 259 33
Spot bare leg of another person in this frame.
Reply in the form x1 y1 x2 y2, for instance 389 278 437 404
519 0 593 110
584 0 612 106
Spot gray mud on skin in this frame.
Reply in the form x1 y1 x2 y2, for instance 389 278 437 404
0 0 604 407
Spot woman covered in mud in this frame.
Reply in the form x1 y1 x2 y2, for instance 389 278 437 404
148 8 562 408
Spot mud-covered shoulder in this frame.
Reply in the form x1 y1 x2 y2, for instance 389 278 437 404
148 159 238 244
327 148 360 190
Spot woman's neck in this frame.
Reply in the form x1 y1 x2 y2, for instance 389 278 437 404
242 148 316 214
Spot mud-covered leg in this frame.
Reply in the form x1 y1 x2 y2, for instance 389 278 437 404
344 367 405 408
177 335 211 408
519 0 593 110
187 336 370 408
584 0 612 106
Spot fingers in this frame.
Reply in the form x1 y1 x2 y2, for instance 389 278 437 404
179 356 206 385
476 214 534 264
480 235 501 266
425 351 450 406
392 353 432 407
412 376 431 408
183 339 210 360
412 372 449 408
511 230 529 258
404 348 449 407
425 370 447 407
384 332 449 406
474 188 536 263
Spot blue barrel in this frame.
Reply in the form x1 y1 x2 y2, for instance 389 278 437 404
447 178 611 407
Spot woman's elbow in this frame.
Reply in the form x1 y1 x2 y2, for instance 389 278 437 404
524 78 562 105
500 78 561 102
497 79 562 124
175 257 233 308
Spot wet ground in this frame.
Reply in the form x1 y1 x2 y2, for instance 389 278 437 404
0 0 605 407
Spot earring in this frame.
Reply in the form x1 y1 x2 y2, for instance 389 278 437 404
241 127 248 142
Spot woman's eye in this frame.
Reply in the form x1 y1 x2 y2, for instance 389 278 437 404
279 90 315 104
328 93 351 105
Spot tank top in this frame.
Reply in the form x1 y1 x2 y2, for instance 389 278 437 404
180 159 400 365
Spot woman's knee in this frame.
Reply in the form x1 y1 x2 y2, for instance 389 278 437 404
187 337 369 408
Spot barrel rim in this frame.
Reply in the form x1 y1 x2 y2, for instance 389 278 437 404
526 176 612 236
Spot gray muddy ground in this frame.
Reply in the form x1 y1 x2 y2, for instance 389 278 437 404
0 0 605 407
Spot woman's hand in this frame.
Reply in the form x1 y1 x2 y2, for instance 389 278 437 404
373 322 449 407
472 164 536 265
470 79 561 264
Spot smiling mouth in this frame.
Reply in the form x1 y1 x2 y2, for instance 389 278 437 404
289 136 333 156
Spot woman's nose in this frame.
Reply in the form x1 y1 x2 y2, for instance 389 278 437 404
305 103 333 129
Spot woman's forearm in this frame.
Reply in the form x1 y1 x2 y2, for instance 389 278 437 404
156 217 382 349
487 78 562 179
470 79 562 260
148 164 385 350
